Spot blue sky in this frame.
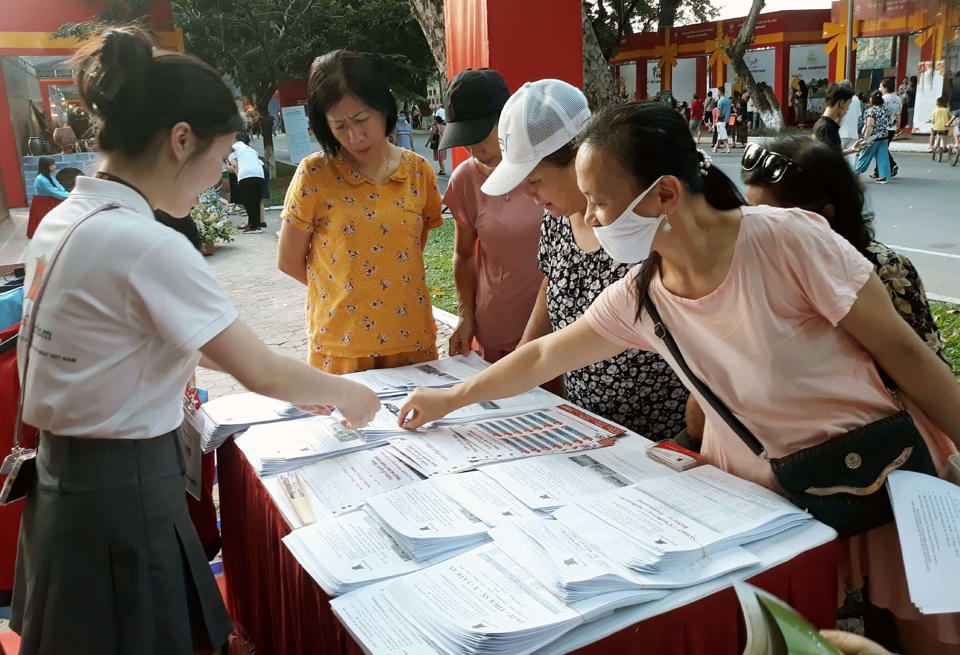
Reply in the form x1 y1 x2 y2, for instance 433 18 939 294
714 0 833 20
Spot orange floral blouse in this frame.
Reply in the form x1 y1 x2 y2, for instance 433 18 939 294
282 150 443 364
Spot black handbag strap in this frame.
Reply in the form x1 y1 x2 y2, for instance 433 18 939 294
13 202 118 451
643 295 769 459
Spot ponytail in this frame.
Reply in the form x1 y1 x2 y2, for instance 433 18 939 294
632 250 662 322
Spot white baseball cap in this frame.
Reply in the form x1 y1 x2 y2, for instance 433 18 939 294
481 79 591 196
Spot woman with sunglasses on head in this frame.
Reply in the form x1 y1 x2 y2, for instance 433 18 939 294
398 102 960 654
481 80 688 439
13 28 380 655
741 137 945 361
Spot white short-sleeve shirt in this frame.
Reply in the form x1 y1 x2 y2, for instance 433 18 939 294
20 176 238 439
229 142 265 181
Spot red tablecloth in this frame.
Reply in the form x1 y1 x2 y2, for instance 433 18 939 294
218 439 840 655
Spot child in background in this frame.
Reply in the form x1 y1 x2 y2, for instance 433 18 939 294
928 96 950 152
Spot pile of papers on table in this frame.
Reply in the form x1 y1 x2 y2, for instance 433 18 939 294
189 392 310 452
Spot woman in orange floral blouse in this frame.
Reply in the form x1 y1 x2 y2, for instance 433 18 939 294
278 50 443 374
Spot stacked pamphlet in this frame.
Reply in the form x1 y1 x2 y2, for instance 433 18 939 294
188 392 311 452
553 466 810 574
234 415 378 476
384 405 625 477
491 519 759 602
888 470 960 614
340 352 489 397
281 511 473 597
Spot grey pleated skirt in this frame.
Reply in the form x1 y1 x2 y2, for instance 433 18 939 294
11 430 233 655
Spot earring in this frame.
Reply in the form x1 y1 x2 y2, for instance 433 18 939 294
661 213 672 233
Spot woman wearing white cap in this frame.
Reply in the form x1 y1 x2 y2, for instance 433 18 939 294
478 80 688 438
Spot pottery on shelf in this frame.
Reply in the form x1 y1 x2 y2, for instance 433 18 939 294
52 125 78 154
26 137 42 156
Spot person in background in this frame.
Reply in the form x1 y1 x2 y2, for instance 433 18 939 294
905 76 917 129
54 167 83 192
853 91 893 184
26 156 70 238
689 93 705 143
838 81 863 167
734 92 749 148
483 82 689 439
398 102 960 654
410 104 422 129
13 26 379 655
277 49 443 374
872 78 901 179
813 83 863 157
440 69 544 363
226 133 265 232
394 110 414 150
713 86 731 154
426 112 447 175
928 96 951 152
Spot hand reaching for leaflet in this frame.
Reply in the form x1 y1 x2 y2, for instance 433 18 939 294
447 315 475 357
335 380 381 429
397 386 459 430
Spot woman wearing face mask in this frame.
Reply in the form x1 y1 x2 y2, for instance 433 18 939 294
440 68 544 363
481 79 687 439
398 102 960 654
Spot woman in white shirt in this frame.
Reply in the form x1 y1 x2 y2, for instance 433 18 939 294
226 135 266 232
12 26 379 655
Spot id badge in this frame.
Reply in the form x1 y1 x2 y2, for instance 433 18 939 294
179 396 204 501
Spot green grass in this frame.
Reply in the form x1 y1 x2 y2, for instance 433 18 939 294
423 218 457 314
932 301 960 379
267 161 297 207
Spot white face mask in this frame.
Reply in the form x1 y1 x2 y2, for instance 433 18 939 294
593 176 664 264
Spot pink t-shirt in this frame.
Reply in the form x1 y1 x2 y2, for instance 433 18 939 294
443 159 544 357
585 205 955 490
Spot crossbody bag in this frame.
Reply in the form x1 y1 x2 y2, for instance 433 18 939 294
643 295 937 538
0 203 117 505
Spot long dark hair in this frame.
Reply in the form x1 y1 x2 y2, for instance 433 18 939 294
73 27 242 158
37 156 56 182
741 135 873 254
307 50 398 157
575 101 745 320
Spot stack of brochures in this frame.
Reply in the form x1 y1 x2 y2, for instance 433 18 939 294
340 352 489 397
365 479 493 561
190 392 311 452
553 466 811 574
234 415 381 476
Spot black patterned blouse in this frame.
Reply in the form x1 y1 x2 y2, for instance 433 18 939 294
538 213 689 440
864 241 946 362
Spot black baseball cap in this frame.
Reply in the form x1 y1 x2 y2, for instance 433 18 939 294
438 68 510 150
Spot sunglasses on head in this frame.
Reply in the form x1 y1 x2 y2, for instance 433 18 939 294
740 143 801 183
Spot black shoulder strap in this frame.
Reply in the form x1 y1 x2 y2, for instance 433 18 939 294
642 295 768 458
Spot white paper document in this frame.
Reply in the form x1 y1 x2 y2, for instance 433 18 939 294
191 391 311 452
365 479 491 561
331 581 444 655
385 406 623 478
297 448 422 516
341 352 489 396
887 470 960 614
478 436 671 511
554 466 809 573
234 415 378 475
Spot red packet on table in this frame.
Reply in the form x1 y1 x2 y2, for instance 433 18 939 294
646 440 704 472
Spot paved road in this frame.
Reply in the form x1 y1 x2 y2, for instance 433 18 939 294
708 150 960 302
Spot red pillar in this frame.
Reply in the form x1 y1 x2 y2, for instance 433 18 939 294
774 43 792 125
445 0 584 166
0 66 26 209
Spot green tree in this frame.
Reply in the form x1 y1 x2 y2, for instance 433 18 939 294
584 0 717 60
174 0 434 169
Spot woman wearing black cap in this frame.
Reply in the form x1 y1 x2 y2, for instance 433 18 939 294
440 68 545 364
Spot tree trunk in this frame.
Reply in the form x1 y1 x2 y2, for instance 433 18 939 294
254 84 278 176
658 0 680 29
408 0 446 81
582 4 619 109
724 0 783 131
